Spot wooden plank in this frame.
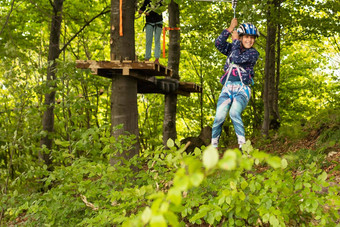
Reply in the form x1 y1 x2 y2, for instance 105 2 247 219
76 60 173 78
175 90 191 96
122 67 129 75
179 82 202 93
122 60 133 63
91 68 98 75
110 60 121 63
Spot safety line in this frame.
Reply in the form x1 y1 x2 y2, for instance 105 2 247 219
120 0 123 36
162 27 180 58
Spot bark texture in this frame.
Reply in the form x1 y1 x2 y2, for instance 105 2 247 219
40 0 64 166
163 0 180 145
262 0 281 136
111 0 135 60
110 0 139 160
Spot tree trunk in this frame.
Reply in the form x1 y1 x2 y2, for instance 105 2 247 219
110 0 139 161
163 0 180 145
262 0 280 136
111 0 135 60
273 23 281 127
40 0 64 167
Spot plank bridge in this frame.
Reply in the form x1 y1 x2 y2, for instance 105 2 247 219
76 60 202 96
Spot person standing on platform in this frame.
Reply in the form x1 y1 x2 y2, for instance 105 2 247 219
138 0 163 64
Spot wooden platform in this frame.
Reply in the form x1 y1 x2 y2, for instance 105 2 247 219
76 60 202 95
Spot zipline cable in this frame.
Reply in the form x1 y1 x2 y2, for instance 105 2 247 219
232 0 237 18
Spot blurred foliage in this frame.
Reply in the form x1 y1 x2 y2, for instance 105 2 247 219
0 0 339 225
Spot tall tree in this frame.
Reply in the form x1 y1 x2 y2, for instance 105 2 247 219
110 0 139 160
40 0 110 166
40 0 64 166
262 0 280 136
163 0 180 145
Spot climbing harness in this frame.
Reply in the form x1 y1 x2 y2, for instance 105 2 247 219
220 52 251 98
162 27 180 58
221 53 246 85
223 65 249 99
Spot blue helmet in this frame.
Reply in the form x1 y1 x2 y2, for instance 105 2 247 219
237 23 259 37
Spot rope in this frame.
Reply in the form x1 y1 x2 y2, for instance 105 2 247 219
119 0 123 36
232 0 237 18
162 27 180 58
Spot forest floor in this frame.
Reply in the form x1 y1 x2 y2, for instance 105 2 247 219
256 124 340 186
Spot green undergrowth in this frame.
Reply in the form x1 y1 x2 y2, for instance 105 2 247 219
254 108 339 173
1 135 339 226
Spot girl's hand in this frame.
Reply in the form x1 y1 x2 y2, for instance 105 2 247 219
232 30 239 40
228 18 238 33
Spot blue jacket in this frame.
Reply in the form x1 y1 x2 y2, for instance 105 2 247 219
215 29 259 85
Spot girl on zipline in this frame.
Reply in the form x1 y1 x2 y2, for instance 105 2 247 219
211 18 260 151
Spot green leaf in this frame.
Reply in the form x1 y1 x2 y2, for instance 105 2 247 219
226 196 231 205
241 181 248 190
295 181 303 190
281 158 288 169
262 213 270 222
110 136 116 144
167 188 182 206
167 138 174 148
318 171 327 181
242 140 253 154
230 181 237 190
190 172 204 187
151 198 163 213
267 156 282 169
173 169 189 191
269 215 279 227
202 145 219 170
164 211 179 226
141 207 152 224
218 150 237 170
303 182 311 188
238 191 246 201
159 202 169 213
194 147 202 156
55 139 70 147
150 215 167 227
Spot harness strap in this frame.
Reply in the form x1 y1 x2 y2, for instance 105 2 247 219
223 55 247 98
224 63 246 85
223 54 246 86
143 22 163 32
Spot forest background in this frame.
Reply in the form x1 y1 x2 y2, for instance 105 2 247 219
0 0 339 226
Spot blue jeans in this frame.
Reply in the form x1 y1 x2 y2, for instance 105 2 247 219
145 22 162 60
211 81 251 147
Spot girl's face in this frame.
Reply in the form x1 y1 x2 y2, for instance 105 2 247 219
240 35 255 49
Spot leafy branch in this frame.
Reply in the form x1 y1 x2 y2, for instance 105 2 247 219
59 6 110 54
0 0 15 36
